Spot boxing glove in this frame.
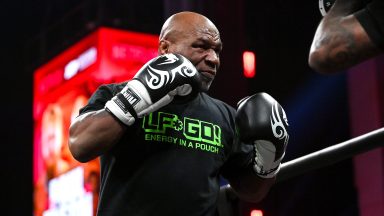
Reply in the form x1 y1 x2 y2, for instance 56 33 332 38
236 93 289 178
105 53 200 126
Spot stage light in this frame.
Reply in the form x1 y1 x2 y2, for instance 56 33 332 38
243 51 256 78
250 209 263 216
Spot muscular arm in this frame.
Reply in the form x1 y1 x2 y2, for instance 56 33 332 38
226 166 275 203
69 109 126 162
309 0 381 73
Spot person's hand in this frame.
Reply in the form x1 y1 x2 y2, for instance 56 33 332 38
236 93 289 178
105 53 200 125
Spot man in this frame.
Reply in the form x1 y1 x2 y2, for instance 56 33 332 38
69 11 289 216
309 0 384 74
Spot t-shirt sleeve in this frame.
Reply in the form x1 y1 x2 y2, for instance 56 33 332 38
78 84 117 116
355 0 384 49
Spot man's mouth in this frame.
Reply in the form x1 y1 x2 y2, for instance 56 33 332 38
199 70 216 79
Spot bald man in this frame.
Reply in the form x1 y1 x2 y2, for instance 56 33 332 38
69 11 283 216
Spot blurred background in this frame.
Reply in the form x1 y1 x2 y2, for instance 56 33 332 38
1 0 383 215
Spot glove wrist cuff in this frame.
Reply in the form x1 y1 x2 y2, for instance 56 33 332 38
105 100 135 126
253 162 281 178
252 140 282 178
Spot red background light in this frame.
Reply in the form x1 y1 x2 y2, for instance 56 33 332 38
243 51 256 78
250 209 263 216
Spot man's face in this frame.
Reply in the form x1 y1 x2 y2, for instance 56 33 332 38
167 26 222 92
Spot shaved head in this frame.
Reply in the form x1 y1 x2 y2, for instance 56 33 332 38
159 11 219 43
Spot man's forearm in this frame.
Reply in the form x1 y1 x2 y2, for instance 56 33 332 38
69 110 126 162
310 16 362 72
308 0 380 73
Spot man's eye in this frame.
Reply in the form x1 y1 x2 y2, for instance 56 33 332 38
192 44 206 49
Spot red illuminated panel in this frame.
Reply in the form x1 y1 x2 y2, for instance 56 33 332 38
33 27 158 216
98 28 158 82
33 32 99 120
243 51 256 78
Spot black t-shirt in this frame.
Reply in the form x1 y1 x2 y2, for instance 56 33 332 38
355 0 384 49
79 83 253 216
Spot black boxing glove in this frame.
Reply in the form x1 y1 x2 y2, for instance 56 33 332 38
236 93 289 178
105 53 200 125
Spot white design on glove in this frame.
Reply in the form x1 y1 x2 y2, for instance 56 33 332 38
270 102 289 145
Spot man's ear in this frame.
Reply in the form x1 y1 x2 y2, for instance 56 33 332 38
158 40 170 55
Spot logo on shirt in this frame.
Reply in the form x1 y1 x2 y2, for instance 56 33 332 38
142 112 223 154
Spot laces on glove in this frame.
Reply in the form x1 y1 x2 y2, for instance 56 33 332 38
252 140 284 178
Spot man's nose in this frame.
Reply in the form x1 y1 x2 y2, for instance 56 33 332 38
205 49 220 68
